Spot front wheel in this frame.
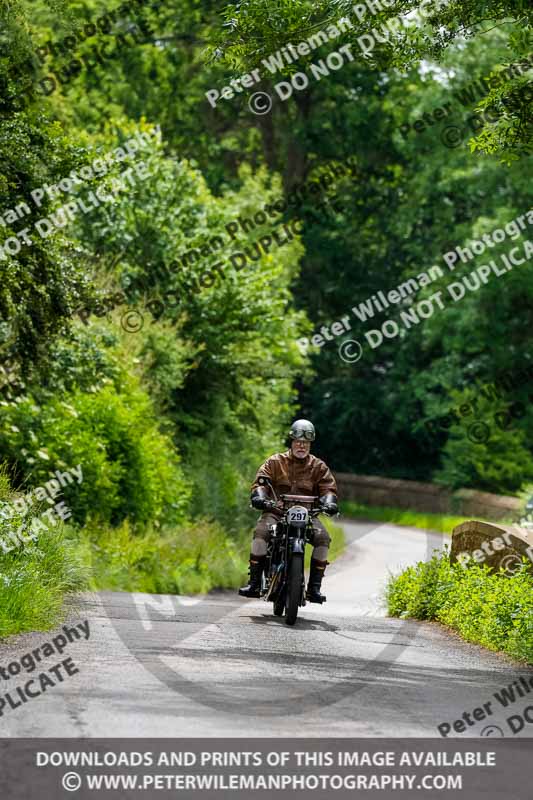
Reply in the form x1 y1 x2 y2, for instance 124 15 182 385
285 554 303 626
273 593 285 617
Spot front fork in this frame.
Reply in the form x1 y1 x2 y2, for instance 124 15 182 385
265 525 309 605
263 528 282 600
287 527 306 606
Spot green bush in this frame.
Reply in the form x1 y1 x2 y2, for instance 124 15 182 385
0 375 191 528
387 548 533 663
78 518 249 595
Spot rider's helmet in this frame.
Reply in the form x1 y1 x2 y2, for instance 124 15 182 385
289 419 315 441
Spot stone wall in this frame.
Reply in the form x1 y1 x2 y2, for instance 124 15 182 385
336 472 522 521
450 520 533 575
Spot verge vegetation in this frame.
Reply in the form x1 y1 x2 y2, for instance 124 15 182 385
387 549 533 663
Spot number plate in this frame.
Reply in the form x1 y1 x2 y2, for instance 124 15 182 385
287 506 308 525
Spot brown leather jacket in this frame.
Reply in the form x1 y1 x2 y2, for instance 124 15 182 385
251 450 338 503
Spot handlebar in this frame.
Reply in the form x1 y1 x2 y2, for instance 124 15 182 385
257 481 333 516
280 494 319 503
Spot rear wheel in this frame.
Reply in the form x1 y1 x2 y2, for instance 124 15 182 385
285 554 303 626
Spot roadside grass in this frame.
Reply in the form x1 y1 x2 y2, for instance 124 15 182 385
0 472 88 638
82 514 347 593
340 501 480 535
78 518 250 596
386 548 533 663
305 516 346 569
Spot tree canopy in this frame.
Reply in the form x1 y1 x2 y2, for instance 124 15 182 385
1 0 532 512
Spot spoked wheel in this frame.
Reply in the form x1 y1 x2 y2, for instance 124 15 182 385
285 554 303 626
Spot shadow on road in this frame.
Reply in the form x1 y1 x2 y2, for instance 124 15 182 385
246 614 339 633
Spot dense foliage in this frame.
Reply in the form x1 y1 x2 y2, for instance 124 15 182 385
0 0 531 635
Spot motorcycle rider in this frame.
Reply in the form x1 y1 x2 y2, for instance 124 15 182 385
239 419 338 603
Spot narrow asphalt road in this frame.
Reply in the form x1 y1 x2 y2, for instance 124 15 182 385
1 519 531 738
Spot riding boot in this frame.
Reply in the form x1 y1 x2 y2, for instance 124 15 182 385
238 554 266 598
306 558 328 603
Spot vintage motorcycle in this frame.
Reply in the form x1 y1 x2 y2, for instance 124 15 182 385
256 476 325 626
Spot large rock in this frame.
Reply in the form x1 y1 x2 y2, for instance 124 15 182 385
451 520 533 575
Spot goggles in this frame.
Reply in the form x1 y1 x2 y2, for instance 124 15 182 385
291 430 314 441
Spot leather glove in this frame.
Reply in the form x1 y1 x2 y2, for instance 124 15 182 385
251 487 274 511
320 493 338 516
